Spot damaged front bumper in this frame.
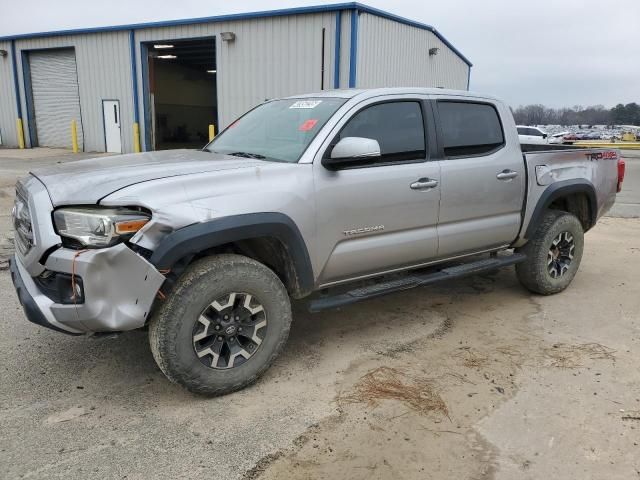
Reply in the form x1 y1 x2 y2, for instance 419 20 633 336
10 244 165 334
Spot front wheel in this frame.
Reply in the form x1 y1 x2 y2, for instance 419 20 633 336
149 254 292 396
515 211 584 295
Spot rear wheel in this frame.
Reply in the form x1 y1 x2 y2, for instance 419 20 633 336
515 210 584 295
149 254 292 395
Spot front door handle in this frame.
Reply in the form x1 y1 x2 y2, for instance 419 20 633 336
410 178 438 190
496 170 519 180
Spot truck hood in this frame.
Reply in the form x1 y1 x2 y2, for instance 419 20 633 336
30 149 269 205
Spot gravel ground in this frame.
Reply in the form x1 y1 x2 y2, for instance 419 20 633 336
0 148 638 479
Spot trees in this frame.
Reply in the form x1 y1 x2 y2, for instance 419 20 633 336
611 103 640 125
512 103 639 126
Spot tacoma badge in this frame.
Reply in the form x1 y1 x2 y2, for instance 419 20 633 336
343 225 385 236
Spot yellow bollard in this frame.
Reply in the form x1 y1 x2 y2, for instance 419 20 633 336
71 120 79 153
16 118 25 149
133 122 141 153
209 124 215 142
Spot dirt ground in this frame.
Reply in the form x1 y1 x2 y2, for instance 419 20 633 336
0 148 639 479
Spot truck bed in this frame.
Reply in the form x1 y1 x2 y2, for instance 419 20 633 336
520 143 579 152
517 147 620 244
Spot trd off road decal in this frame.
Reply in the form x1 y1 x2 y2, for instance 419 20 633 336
584 151 617 161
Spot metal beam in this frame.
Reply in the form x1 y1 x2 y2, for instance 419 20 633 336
10 41 22 118
348 8 358 88
334 11 341 89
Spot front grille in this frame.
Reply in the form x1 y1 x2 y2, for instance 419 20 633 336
12 187 34 257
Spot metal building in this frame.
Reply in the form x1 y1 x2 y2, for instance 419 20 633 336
0 2 471 154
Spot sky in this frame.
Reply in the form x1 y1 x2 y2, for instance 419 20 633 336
1 0 638 109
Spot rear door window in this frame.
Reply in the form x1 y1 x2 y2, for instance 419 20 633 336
437 101 505 157
334 101 426 164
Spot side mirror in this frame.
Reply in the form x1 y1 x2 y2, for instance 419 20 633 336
322 137 381 170
542 133 548 139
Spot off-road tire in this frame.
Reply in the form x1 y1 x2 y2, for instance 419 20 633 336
515 210 584 295
149 254 292 395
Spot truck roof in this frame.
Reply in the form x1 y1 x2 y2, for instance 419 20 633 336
285 87 500 102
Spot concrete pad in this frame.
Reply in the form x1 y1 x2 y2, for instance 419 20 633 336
0 147 77 159
608 150 640 218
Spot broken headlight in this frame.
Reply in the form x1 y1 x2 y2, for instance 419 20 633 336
53 207 150 248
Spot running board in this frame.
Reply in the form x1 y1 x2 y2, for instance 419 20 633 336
308 253 526 313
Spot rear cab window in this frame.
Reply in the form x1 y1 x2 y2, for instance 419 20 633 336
436 101 505 157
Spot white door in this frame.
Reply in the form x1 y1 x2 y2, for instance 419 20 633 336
103 100 122 153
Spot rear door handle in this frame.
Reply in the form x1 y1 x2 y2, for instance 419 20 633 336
410 178 438 190
496 170 519 180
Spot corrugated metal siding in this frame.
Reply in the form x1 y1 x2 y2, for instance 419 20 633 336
134 11 337 146
0 10 471 153
355 13 469 90
0 41 18 147
29 49 84 149
14 31 133 152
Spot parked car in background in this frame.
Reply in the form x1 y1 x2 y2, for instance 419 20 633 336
549 132 570 144
575 132 593 140
517 126 548 144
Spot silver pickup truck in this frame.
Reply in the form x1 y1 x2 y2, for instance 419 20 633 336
10 88 625 395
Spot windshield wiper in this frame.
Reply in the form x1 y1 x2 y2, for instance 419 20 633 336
228 151 266 159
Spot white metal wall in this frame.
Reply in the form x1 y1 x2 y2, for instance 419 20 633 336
0 41 19 147
0 9 471 153
355 13 469 90
14 31 134 152
134 11 338 147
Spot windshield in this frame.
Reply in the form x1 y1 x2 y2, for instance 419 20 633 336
204 97 347 162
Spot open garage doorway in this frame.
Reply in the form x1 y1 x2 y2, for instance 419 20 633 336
144 38 217 150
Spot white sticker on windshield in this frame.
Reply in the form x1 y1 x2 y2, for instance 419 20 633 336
290 100 322 109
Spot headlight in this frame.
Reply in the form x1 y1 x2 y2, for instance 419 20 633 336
53 207 150 248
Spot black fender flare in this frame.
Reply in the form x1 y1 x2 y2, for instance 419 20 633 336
149 212 314 295
524 179 597 239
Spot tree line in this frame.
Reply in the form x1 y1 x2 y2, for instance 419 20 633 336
512 103 640 126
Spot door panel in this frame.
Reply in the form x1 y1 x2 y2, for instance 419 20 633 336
435 99 525 257
103 100 122 153
314 162 440 284
438 154 524 256
312 96 440 286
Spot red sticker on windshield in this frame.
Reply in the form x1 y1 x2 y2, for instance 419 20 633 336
299 119 318 131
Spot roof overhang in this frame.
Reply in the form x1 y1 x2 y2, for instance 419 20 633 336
0 2 472 67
